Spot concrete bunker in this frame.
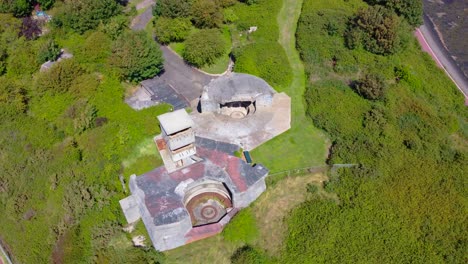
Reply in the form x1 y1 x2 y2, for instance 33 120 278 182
200 73 275 117
183 180 232 226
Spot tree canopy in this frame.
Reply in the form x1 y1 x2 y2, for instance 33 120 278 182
190 0 223 28
182 28 225 67
346 5 403 55
154 17 192 44
108 31 164 82
53 0 121 34
152 0 193 18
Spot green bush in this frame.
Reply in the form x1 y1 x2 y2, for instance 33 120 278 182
34 59 85 95
154 17 192 44
345 6 403 55
153 0 193 18
53 0 121 34
354 73 387 100
37 38 60 64
190 0 223 28
108 31 164 82
183 28 225 67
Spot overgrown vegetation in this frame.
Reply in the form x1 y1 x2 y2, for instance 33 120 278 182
278 0 467 262
0 2 169 262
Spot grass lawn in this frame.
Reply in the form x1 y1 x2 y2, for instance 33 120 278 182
251 0 329 172
122 136 163 180
168 42 185 57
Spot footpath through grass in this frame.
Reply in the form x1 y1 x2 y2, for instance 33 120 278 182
251 0 329 172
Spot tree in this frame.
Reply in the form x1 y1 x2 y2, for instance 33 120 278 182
183 29 225 67
190 0 223 28
37 38 60 63
100 15 127 40
34 59 85 95
108 31 164 82
53 0 121 34
37 0 55 10
154 17 191 44
346 6 402 55
12 0 32 18
354 73 387 100
152 0 193 18
19 17 41 40
364 0 422 27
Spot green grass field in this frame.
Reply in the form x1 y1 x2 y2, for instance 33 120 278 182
250 0 328 172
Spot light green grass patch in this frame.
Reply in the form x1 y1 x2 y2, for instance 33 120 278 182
169 42 185 57
251 0 329 172
122 137 162 177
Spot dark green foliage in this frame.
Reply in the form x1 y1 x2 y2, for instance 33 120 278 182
364 0 422 27
354 73 387 100
37 0 55 10
154 17 192 44
190 0 223 28
37 38 60 64
6 37 39 75
152 0 193 18
346 5 403 55
53 0 121 34
101 15 128 40
12 0 33 17
231 245 270 264
78 31 112 64
183 29 225 67
0 44 6 75
287 0 468 262
34 59 85 95
108 31 164 82
239 0 257 5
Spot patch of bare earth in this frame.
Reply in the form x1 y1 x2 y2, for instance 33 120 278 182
252 173 328 255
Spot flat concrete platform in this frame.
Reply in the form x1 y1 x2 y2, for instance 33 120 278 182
191 92 291 150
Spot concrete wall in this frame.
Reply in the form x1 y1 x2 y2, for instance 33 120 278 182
129 175 192 251
232 178 266 208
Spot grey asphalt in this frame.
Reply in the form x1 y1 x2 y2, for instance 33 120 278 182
130 7 153 31
157 46 215 105
419 15 468 99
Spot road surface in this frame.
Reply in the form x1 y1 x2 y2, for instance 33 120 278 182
415 15 468 102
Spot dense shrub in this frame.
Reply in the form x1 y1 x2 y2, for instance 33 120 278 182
346 5 403 55
288 0 468 262
53 0 121 34
36 38 60 64
152 0 193 18
231 245 269 264
354 73 387 100
154 17 192 44
190 0 223 28
34 59 85 95
183 29 225 67
364 0 423 27
108 31 164 82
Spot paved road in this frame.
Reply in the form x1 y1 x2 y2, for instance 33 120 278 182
130 7 153 31
416 15 468 101
158 46 214 104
